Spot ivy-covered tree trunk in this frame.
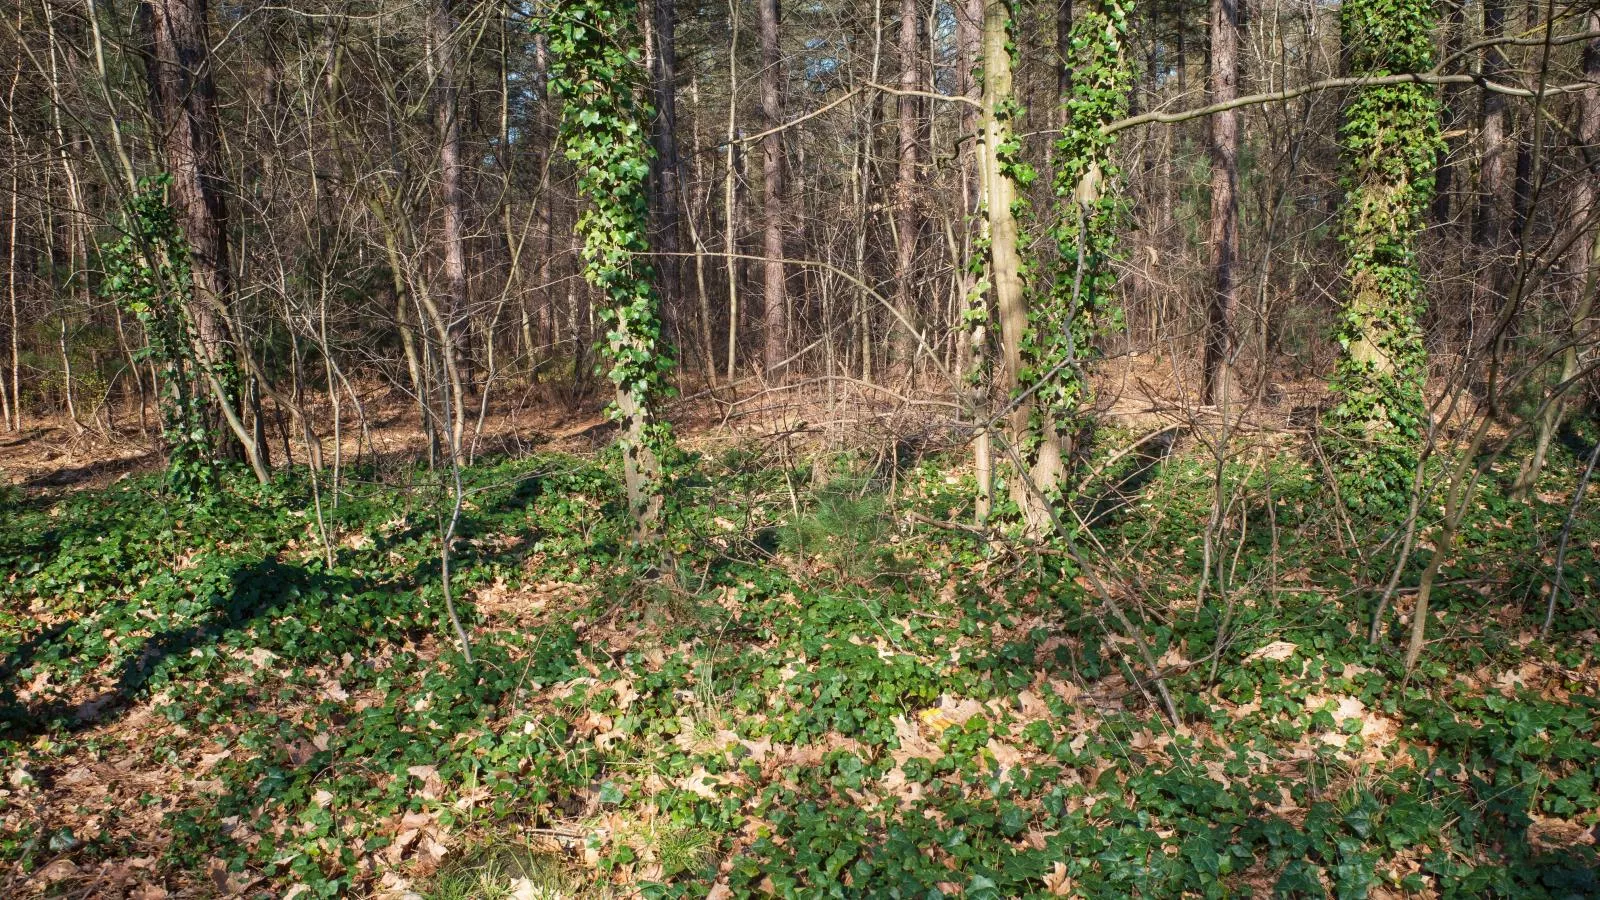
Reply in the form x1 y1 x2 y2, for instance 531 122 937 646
1024 0 1134 533
547 0 674 548
142 0 269 484
972 0 1132 535
1323 0 1441 516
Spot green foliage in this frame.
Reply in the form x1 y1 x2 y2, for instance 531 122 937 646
544 0 676 534
778 476 899 582
4 443 1598 897
99 175 219 498
1322 0 1442 517
1027 0 1135 437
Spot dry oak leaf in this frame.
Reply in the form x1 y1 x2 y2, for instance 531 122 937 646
34 858 79 885
680 766 723 799
918 696 984 735
1043 861 1075 896
406 764 444 800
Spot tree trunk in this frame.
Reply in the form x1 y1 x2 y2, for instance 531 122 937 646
649 0 684 342
1513 13 1599 498
759 0 787 376
891 0 922 374
143 0 268 483
1324 0 1439 517
960 0 990 520
430 0 469 453
724 0 740 381
1474 0 1509 252
1431 0 1465 226
978 0 1047 529
1202 0 1240 404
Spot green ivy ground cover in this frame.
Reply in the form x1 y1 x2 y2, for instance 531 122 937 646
1 435 1596 898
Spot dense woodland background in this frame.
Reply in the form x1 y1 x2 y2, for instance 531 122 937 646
3 0 1600 898
0 0 1594 455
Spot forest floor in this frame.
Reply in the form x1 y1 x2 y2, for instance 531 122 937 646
3 370 1599 899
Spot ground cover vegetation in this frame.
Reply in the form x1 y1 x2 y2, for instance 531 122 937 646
2 425 1598 897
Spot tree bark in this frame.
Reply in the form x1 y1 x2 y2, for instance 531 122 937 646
143 0 268 482
1475 0 1510 251
891 0 923 373
960 0 990 520
1202 0 1240 404
1513 12 1600 497
759 0 787 376
649 0 684 342
1431 0 1465 226
978 0 1048 529
430 0 469 454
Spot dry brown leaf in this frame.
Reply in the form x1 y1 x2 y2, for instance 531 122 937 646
406 764 444 800
1043 861 1074 896
1247 640 1298 662
35 858 79 884
680 766 722 799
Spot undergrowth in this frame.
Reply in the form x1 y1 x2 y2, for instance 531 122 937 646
1 432 1597 898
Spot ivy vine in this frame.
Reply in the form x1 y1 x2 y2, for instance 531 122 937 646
543 0 676 542
1029 0 1134 431
1323 0 1442 516
100 175 218 499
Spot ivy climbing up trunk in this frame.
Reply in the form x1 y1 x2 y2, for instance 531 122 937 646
546 0 674 549
971 0 1133 535
1323 0 1441 518
1025 0 1134 533
141 0 269 484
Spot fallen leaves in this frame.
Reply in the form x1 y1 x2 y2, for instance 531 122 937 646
387 810 449 873
1247 640 1298 662
917 696 984 735
406 765 445 801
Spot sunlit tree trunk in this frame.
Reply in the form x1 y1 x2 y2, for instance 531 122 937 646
759 0 787 376
1202 0 1240 405
1323 0 1440 517
429 0 469 454
1513 14 1600 498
